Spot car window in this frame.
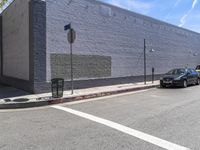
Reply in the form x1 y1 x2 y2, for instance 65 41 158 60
167 69 185 75
187 69 197 74
192 69 196 72
191 69 198 74
187 69 192 74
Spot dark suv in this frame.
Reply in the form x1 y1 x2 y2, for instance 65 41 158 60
160 68 200 88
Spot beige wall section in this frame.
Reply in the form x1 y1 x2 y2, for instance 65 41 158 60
2 0 30 80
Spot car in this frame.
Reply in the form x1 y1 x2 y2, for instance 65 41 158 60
196 65 200 73
160 68 200 88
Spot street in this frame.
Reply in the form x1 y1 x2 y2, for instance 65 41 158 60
1 85 200 150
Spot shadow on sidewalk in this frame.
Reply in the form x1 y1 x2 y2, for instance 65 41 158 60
0 84 30 99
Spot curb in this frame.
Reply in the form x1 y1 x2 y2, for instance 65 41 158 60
0 84 159 109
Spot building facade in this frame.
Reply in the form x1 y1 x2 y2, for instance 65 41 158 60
0 0 200 93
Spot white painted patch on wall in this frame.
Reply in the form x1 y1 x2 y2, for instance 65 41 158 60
99 5 112 17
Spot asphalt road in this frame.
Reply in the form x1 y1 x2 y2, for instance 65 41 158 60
1 85 200 150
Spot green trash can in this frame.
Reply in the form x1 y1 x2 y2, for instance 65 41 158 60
51 78 64 98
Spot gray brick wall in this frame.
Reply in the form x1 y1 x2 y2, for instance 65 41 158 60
0 0 46 93
30 0 46 82
29 0 46 93
1 0 200 93
46 0 200 82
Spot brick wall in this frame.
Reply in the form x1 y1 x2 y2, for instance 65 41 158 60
46 0 200 82
1 0 200 93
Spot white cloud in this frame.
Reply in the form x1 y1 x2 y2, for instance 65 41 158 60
179 11 191 27
179 0 198 27
192 0 198 8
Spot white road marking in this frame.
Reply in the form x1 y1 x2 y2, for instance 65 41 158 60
52 105 190 150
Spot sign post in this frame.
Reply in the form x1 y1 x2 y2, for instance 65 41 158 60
64 23 76 95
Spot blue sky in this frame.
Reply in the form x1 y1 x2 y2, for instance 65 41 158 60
0 0 199 33
99 0 200 33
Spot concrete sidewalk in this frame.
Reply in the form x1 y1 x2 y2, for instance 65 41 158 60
0 81 159 109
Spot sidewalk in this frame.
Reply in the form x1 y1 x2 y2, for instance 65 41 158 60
0 81 159 109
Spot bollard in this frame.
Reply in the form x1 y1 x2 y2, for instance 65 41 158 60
152 67 155 84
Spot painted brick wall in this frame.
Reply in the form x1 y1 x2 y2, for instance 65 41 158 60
50 54 111 79
46 0 200 81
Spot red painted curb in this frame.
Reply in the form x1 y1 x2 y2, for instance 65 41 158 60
0 84 159 109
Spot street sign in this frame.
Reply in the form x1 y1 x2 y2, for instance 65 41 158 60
64 24 71 31
67 28 76 44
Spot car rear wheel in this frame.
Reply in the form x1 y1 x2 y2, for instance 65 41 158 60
183 80 187 88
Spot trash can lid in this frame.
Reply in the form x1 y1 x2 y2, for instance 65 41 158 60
51 78 64 82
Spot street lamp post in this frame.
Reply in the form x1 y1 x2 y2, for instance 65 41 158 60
144 39 147 85
143 39 155 85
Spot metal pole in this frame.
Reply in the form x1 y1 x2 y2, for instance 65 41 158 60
70 29 74 95
144 39 146 85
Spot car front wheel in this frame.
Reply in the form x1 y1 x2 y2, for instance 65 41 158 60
196 78 200 85
183 80 187 88
160 84 165 88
